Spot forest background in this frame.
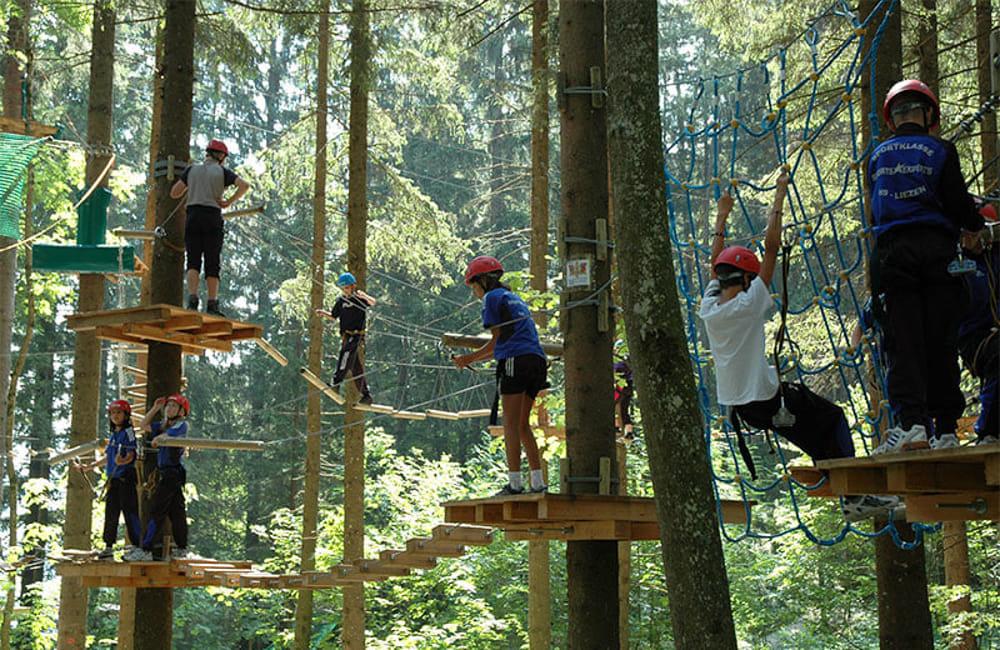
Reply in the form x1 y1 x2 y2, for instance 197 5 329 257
0 0 996 647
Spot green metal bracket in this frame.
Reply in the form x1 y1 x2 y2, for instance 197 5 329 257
32 186 135 274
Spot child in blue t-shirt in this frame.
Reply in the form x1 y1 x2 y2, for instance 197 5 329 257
452 256 549 496
74 399 141 560
124 394 191 562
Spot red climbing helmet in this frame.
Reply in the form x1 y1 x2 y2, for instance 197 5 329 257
166 393 190 416
714 246 761 276
464 256 504 285
107 399 132 416
980 203 998 223
206 139 229 156
882 80 939 129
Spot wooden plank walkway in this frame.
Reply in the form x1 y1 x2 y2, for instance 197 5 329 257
788 446 999 522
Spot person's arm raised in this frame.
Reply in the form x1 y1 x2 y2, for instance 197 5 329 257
709 192 735 279
759 172 790 285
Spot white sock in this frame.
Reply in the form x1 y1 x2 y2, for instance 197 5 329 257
530 469 545 490
508 472 523 491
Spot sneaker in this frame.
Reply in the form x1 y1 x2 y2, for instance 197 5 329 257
123 547 153 562
975 434 999 446
529 484 548 494
172 547 189 559
359 393 373 406
873 425 928 454
492 484 524 497
842 495 901 522
206 300 225 317
97 547 114 561
186 295 199 311
929 433 960 450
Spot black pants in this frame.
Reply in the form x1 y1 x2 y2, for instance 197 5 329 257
871 226 965 433
615 385 634 426
333 333 370 397
733 382 855 463
141 466 188 550
961 329 998 439
103 474 141 547
185 205 224 278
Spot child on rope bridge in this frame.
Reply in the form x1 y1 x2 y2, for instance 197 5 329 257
73 400 141 561
614 359 635 440
957 200 1000 446
699 173 899 522
316 272 375 405
868 80 985 453
452 256 549 496
124 394 191 562
170 138 250 317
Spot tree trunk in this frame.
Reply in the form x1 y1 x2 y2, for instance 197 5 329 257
2 45 33 650
342 0 371 647
140 28 164 306
606 2 737 648
559 2 617 648
942 522 976 650
21 317 54 593
976 0 998 197
527 4 551 648
55 1 116 646
858 1 935 647
293 1 329 644
916 0 938 97
132 1 195 647
0 14 29 634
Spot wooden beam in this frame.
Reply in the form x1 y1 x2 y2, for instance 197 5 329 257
405 538 466 557
93 326 206 356
787 467 835 497
162 315 204 331
223 204 265 219
818 446 998 469
299 367 345 405
0 116 58 136
154 437 265 452
197 321 235 337
442 332 564 357
886 463 988 493
457 409 491 419
985 455 999 486
828 467 888 495
351 560 411 577
378 550 437 569
905 492 999 522
431 524 493 545
425 409 461 421
391 410 427 421
68 306 174 332
122 324 233 352
254 338 288 366
503 520 661 542
353 402 393 414
47 439 103 465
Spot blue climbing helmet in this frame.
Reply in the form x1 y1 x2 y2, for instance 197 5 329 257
337 272 357 287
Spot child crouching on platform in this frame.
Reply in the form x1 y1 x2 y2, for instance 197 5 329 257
452 256 549 496
699 174 898 522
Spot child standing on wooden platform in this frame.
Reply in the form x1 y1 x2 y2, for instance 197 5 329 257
452 256 549 496
74 399 141 560
125 394 190 561
316 272 375 405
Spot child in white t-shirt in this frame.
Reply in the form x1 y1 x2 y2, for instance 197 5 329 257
699 174 898 522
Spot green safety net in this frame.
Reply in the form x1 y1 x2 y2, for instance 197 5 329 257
0 132 47 239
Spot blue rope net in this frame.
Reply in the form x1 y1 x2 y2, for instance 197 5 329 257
0 133 46 239
663 0 938 548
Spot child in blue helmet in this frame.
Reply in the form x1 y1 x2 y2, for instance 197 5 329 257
317 272 376 404
74 399 141 560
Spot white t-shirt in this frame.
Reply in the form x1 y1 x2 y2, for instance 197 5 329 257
698 276 779 406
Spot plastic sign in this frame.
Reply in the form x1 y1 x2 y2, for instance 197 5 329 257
566 257 593 290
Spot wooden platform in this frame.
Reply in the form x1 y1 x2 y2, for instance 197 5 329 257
67 304 263 355
789 445 999 522
55 556 282 589
441 492 751 541
0 116 58 137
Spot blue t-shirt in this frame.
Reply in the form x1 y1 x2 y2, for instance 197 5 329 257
481 288 545 361
151 419 188 468
105 427 137 480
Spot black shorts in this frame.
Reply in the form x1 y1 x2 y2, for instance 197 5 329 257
498 354 548 398
185 205 224 278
